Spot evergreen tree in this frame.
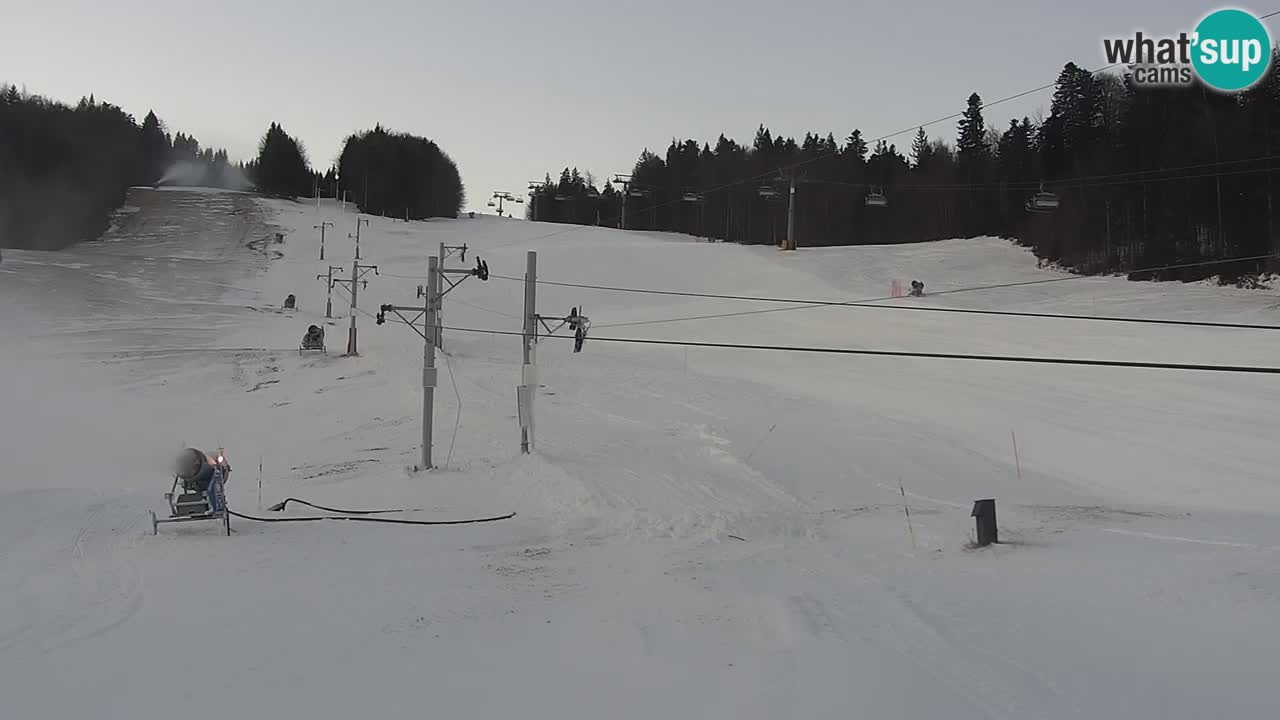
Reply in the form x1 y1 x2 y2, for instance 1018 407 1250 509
253 122 312 197
956 93 990 166
137 110 169 184
910 127 933 169
336 125 464 219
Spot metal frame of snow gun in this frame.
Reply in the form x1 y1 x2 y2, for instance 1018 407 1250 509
151 474 230 536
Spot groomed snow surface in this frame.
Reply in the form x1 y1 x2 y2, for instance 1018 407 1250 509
3 188 1279 719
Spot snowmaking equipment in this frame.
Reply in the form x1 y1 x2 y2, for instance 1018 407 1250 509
300 324 327 355
152 447 232 536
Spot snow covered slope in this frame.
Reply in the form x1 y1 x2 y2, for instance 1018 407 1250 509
3 188 1279 719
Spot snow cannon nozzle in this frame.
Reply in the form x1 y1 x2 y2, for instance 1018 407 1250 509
172 446 230 486
173 447 206 481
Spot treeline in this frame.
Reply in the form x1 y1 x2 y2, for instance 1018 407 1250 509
0 85 246 250
533 55 1280 283
211 122 467 220
0 82 468 250
334 125 465 220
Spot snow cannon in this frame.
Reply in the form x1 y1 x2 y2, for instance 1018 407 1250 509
300 324 326 354
153 447 232 536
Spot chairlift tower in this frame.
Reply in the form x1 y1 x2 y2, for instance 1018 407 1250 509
316 264 345 318
779 167 807 251
489 191 522 217
315 220 334 260
516 251 593 455
376 252 490 470
612 174 633 229
612 174 651 230
350 217 369 259
527 181 549 221
330 255 379 355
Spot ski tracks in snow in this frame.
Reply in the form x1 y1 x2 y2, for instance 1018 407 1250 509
707 538 1084 720
612 534 1076 719
65 497 147 649
0 491 146 660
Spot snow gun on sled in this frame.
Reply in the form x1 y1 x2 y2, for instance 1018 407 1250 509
300 324 326 355
151 447 232 536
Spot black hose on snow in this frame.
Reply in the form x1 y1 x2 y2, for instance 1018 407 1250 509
265 497 423 514
228 508 516 526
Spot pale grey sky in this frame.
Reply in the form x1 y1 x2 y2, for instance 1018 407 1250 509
3 1 1267 213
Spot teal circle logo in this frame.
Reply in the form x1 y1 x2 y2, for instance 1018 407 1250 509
1191 8 1273 91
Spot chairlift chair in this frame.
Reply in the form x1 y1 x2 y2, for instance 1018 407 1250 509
1025 182 1060 213
865 186 888 207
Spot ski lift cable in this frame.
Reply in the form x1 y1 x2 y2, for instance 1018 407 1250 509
451 297 523 320
801 154 1280 192
431 323 1280 376
1053 164 1280 190
487 253 1280 332
869 164 1280 192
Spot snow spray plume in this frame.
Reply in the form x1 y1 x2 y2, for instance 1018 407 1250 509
156 159 253 192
